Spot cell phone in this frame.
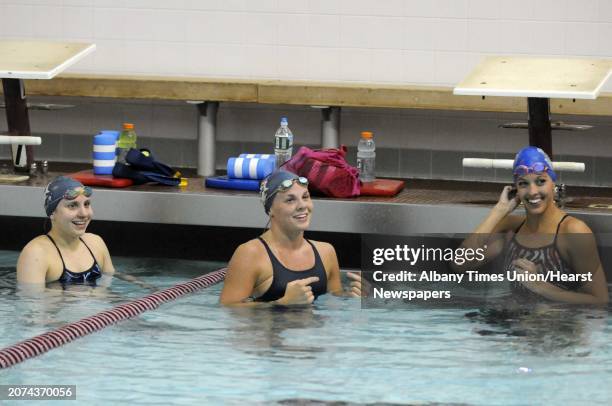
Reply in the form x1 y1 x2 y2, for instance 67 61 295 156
508 186 517 200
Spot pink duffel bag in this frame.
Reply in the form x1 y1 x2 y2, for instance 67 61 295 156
282 145 360 198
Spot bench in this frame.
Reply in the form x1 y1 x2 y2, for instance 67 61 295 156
5 73 612 175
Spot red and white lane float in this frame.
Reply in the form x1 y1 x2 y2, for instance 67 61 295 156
0 268 227 369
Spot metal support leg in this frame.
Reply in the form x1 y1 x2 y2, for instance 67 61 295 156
527 97 553 159
321 106 340 149
2 78 33 171
197 101 219 177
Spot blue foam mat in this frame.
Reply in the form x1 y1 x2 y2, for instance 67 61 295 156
205 176 261 191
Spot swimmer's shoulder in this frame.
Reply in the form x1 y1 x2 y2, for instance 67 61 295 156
81 232 107 248
308 240 339 278
556 215 599 267
82 233 114 258
226 239 270 285
308 240 337 262
230 238 268 267
558 215 592 234
240 238 268 253
17 235 54 279
308 239 335 254
22 235 55 256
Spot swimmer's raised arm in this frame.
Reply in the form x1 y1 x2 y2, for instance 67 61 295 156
451 186 521 273
16 239 48 285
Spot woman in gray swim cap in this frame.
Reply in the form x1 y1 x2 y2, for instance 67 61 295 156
16 176 116 286
454 147 608 305
220 170 363 306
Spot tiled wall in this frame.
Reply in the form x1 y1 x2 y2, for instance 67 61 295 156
1 0 611 88
1 1 612 185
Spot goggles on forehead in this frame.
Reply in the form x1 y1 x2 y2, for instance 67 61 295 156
513 162 549 177
278 176 309 191
260 176 309 205
63 186 93 200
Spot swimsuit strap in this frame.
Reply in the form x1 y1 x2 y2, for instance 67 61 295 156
79 237 99 265
46 234 67 270
257 237 318 271
514 214 569 239
553 214 570 245
257 237 279 268
514 219 526 234
304 239 324 268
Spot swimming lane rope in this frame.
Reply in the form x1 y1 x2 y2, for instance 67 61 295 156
0 268 226 369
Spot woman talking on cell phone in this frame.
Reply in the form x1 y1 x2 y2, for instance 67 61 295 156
453 147 608 305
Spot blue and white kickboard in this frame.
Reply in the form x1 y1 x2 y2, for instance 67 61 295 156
227 155 275 180
238 153 273 159
205 176 261 191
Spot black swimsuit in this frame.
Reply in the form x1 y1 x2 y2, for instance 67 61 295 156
255 237 328 302
504 214 583 295
47 235 102 286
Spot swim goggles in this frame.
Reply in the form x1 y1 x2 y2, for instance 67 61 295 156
62 186 93 200
513 162 549 177
278 176 309 191
260 176 309 205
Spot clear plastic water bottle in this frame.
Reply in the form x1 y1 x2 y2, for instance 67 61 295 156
274 117 293 169
116 123 138 163
357 131 376 182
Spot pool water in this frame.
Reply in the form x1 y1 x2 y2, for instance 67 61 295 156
1 250 611 405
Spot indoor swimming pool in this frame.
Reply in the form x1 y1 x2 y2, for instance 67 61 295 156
1 250 611 405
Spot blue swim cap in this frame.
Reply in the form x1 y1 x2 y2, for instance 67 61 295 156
513 146 556 182
44 176 90 216
260 170 305 214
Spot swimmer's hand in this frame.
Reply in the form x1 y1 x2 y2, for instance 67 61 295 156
495 185 520 215
512 258 546 292
346 272 370 298
276 276 319 305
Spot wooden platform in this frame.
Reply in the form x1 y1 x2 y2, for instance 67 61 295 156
0 74 608 116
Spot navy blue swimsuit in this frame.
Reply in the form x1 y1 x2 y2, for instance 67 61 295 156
255 237 328 302
47 235 102 286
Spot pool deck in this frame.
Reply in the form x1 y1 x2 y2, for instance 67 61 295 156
3 162 612 236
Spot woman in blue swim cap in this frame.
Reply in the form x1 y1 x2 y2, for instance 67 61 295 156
220 170 362 306
455 147 608 304
16 176 116 286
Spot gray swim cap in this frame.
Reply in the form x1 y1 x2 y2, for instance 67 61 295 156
260 170 308 214
44 176 91 216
